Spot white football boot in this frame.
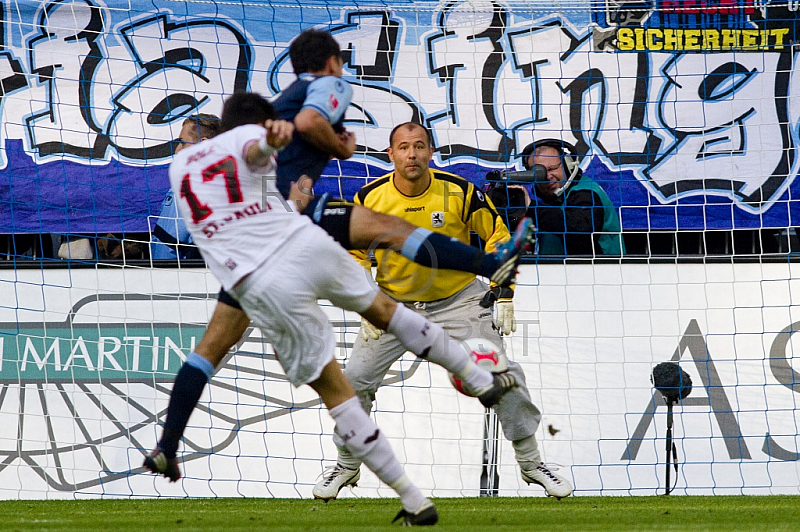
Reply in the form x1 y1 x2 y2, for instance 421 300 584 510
312 464 360 500
521 463 573 499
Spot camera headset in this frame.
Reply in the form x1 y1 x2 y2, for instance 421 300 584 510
519 138 583 198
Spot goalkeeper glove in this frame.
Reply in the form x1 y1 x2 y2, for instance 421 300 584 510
360 317 383 341
480 286 516 336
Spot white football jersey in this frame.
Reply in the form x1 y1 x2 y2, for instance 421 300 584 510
168 123 311 290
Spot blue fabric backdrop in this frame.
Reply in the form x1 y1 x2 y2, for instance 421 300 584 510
1 0 797 233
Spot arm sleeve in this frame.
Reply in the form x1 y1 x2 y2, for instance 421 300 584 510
468 188 516 291
303 76 352 125
563 189 606 255
564 189 604 232
466 186 511 253
349 190 372 269
234 124 277 170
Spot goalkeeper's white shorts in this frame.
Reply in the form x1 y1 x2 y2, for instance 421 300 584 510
230 223 378 386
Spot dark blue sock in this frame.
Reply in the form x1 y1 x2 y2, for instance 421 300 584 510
401 228 496 277
158 353 214 459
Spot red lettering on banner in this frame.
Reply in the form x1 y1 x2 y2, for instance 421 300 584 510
660 0 754 14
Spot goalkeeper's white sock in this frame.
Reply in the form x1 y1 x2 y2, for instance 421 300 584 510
387 304 493 391
330 397 426 512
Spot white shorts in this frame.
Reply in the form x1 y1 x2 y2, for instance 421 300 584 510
230 223 378 386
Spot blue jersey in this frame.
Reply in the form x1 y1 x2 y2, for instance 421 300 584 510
150 189 200 260
273 74 351 198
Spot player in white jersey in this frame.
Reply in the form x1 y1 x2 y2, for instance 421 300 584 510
145 93 518 526
168 121 307 290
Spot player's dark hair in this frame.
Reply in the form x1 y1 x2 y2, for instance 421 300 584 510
219 92 276 133
182 113 220 140
388 122 433 148
289 29 342 75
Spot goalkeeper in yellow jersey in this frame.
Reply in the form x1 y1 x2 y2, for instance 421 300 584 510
312 122 573 500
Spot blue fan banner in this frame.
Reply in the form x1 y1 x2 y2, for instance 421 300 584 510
0 0 798 233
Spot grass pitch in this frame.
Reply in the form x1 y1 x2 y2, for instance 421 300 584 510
1 496 797 531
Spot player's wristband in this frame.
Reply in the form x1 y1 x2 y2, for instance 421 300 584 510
480 285 514 308
257 134 273 154
258 132 287 154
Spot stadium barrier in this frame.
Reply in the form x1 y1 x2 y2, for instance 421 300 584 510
1 262 798 498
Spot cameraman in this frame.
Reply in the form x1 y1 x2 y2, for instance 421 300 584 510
522 139 624 257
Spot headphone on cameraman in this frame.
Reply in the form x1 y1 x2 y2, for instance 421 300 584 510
520 138 582 197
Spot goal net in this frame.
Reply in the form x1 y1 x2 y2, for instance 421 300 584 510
1 0 799 499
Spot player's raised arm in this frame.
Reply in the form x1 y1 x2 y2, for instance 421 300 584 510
466 182 512 254
294 108 355 160
245 119 294 167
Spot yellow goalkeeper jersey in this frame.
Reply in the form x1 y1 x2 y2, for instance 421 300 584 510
352 169 510 302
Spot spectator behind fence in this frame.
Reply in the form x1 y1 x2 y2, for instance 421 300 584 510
520 139 625 256
149 114 220 261
58 233 148 262
57 234 95 260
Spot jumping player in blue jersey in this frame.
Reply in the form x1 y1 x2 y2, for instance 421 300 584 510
270 60 353 200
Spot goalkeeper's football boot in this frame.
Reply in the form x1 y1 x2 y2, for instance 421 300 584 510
143 447 182 482
312 464 360 500
392 499 439 526
521 462 573 499
475 372 518 408
489 218 535 287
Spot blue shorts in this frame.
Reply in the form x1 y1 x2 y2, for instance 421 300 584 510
303 193 355 250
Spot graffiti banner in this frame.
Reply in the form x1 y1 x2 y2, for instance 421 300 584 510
0 0 799 233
